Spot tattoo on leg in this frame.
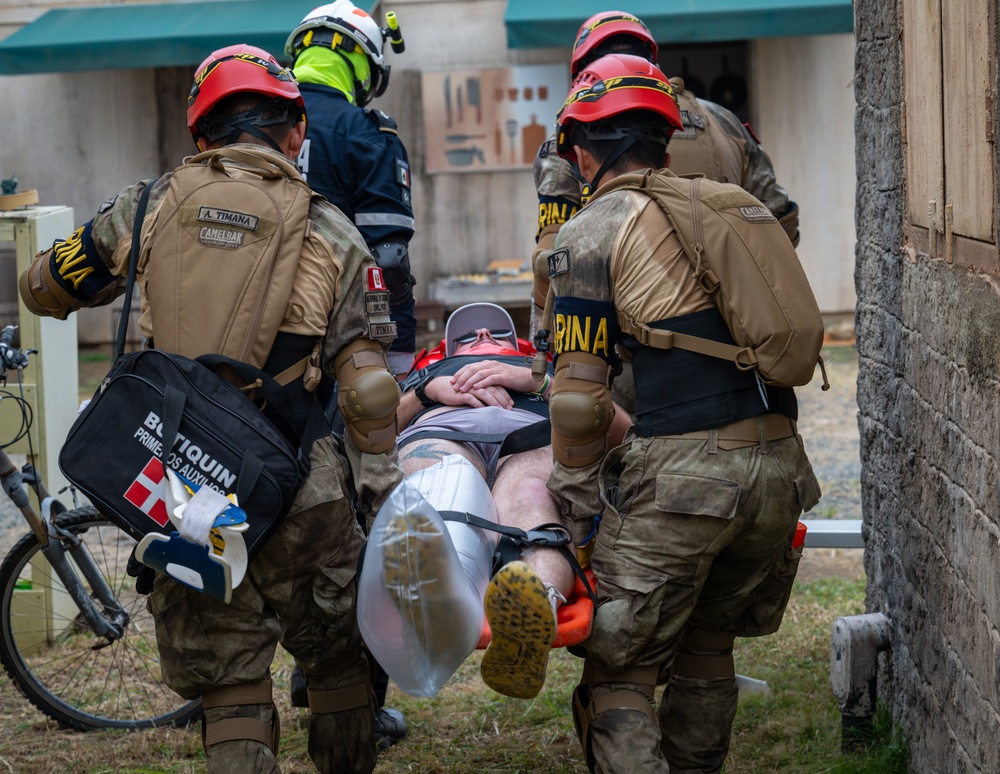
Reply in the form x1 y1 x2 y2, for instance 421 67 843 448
402 443 450 462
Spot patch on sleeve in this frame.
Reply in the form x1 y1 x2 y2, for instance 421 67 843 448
97 193 118 214
538 138 558 158
537 196 579 234
395 158 411 189
368 321 398 340
366 291 390 316
363 266 395 339
547 247 571 277
50 220 115 300
367 266 387 291
671 110 701 141
551 296 620 363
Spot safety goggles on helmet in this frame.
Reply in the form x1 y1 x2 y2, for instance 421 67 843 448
571 11 658 78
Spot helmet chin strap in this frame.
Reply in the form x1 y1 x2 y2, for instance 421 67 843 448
226 123 284 154
588 134 637 190
586 130 667 191
331 48 370 106
199 100 291 154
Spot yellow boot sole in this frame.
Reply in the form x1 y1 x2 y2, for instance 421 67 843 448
481 561 556 699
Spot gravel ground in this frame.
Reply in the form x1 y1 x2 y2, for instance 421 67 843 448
795 343 861 520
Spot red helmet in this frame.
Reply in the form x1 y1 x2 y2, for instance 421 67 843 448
187 44 305 146
570 11 657 78
556 54 682 165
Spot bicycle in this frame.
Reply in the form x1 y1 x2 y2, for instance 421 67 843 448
0 323 201 731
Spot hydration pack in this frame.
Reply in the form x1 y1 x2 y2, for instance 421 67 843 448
605 169 827 389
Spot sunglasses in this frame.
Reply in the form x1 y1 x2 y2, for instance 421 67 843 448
452 329 515 347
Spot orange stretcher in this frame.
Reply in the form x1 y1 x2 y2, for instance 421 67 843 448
475 521 808 652
477 569 597 650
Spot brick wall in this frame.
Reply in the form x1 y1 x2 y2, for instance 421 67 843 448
855 1 1000 771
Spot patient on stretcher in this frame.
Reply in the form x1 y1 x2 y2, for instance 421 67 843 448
357 303 630 699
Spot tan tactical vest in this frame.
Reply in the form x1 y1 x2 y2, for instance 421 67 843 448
138 148 314 368
667 79 745 187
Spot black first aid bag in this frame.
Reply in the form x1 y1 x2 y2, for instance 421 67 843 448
60 349 312 558
58 179 323 559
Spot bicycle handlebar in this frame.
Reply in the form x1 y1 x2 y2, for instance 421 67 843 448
0 325 29 371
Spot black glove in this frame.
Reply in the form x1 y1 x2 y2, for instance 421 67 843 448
127 546 156 595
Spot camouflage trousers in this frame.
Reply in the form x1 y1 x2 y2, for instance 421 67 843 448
577 428 820 773
147 435 377 774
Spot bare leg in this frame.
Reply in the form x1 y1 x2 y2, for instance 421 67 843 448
399 438 486 478
493 446 573 599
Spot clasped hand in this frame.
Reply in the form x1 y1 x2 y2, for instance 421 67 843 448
424 360 536 409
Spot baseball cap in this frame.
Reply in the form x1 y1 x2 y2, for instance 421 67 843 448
444 302 517 356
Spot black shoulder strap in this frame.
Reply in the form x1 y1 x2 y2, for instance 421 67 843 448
115 178 158 362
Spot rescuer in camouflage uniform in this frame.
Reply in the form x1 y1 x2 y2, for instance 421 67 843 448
529 11 800 349
19 45 403 774
543 55 820 774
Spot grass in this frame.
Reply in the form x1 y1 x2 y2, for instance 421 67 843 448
0 572 907 774
77 348 112 399
820 344 859 367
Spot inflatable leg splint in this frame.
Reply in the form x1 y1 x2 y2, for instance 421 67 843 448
358 455 499 697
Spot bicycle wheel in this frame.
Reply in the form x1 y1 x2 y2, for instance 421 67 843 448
0 505 202 730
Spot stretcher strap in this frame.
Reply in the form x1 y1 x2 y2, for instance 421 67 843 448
439 511 597 607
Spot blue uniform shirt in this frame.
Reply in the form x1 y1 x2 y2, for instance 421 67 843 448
297 83 416 355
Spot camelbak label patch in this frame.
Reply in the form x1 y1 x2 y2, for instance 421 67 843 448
197 206 260 232
199 227 245 249
738 206 776 223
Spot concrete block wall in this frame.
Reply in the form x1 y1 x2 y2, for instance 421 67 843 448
855 1 1000 771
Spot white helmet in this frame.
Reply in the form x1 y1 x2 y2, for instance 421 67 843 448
285 1 404 105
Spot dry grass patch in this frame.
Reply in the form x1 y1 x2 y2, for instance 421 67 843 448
1 571 885 773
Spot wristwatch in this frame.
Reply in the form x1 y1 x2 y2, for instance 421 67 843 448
413 378 435 408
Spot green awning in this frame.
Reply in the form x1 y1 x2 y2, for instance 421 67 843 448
0 1 372 75
505 0 854 49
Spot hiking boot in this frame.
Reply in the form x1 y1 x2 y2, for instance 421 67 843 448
480 561 557 699
374 707 408 751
